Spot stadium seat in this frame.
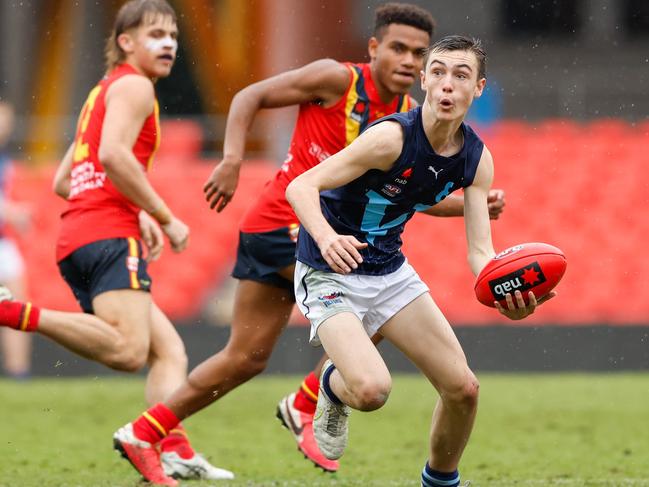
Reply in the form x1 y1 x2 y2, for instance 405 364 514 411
9 119 648 325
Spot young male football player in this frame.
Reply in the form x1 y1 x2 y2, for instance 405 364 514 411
286 35 554 487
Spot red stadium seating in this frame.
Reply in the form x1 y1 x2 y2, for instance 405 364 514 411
9 160 277 318
6 118 648 325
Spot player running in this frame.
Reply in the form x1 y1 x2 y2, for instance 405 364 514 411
111 3 504 479
0 1 232 485
286 35 555 487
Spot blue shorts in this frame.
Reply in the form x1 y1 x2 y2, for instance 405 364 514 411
231 227 297 294
58 237 152 313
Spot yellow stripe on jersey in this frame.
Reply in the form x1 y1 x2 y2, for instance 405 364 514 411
127 237 140 290
147 100 161 171
143 411 168 437
20 303 32 331
398 95 410 113
344 67 361 147
301 379 319 402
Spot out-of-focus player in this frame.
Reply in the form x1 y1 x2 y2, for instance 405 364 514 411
0 1 232 485
0 100 32 379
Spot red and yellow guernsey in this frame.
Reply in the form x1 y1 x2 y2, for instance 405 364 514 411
240 62 414 234
56 63 160 262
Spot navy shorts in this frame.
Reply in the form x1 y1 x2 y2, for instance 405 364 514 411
58 237 152 313
231 227 298 294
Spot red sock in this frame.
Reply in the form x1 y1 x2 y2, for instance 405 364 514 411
160 423 195 459
132 403 180 444
293 372 319 415
0 301 40 331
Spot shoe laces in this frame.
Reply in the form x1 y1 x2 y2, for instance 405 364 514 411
324 404 349 437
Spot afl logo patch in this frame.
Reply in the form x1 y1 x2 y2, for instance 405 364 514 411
494 244 524 260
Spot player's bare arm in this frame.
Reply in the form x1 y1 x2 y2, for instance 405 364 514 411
205 59 351 212
99 74 188 252
52 143 74 199
465 147 552 319
464 147 496 276
286 121 403 274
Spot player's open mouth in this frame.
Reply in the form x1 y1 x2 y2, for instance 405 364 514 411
395 71 415 80
439 99 453 108
158 54 174 61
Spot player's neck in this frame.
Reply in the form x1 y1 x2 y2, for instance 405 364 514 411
122 59 157 82
421 103 464 155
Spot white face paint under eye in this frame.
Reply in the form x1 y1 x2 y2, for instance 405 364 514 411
145 36 177 54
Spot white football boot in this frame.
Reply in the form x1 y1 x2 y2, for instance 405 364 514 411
313 359 351 460
161 451 235 481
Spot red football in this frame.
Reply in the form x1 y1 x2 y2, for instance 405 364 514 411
474 242 567 308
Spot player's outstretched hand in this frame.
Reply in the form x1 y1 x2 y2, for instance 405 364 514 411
203 158 240 213
319 234 368 274
495 290 556 320
487 189 506 220
161 217 190 253
138 211 164 262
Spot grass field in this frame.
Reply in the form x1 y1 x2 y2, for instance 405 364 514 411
1 373 649 486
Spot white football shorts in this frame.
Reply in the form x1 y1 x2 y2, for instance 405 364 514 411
294 259 429 346
0 238 25 283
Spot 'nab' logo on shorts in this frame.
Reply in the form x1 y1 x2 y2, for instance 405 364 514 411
126 256 139 273
318 291 344 308
488 262 546 300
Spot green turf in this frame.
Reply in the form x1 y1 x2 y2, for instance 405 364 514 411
1 373 649 486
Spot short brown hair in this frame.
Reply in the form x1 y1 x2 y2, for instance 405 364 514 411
425 35 487 80
104 0 177 71
374 3 435 39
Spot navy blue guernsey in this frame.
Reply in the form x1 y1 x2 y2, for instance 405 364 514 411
296 106 485 275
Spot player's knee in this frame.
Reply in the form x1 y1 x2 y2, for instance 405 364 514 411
352 377 392 411
107 339 149 372
109 349 148 372
443 372 479 412
226 347 270 380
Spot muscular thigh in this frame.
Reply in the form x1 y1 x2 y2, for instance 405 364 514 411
379 293 470 391
228 279 295 355
92 289 153 345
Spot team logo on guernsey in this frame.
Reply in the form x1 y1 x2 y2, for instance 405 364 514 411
488 262 546 300
381 183 402 197
428 166 443 179
126 256 139 273
395 167 414 185
350 99 368 123
317 291 344 308
354 101 366 113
